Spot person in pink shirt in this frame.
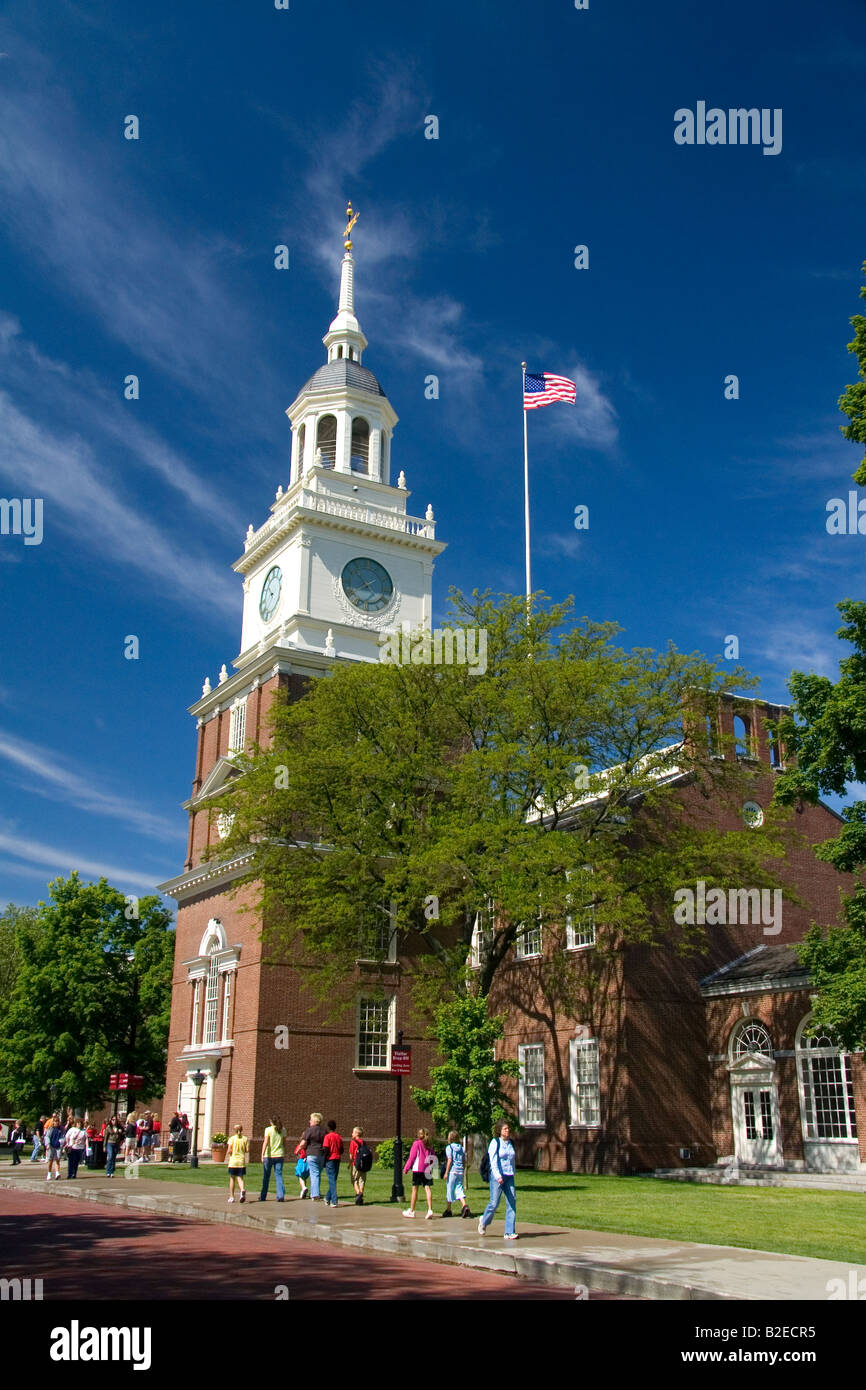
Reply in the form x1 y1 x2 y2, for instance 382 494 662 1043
402 1128 436 1220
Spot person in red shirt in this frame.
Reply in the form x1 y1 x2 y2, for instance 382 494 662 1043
322 1120 344 1208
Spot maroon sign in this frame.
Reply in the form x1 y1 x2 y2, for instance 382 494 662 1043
109 1074 119 1091
391 1047 412 1075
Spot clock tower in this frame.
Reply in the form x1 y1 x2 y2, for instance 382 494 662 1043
237 206 444 665
158 209 445 1154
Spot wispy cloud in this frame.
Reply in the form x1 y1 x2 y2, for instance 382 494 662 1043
0 389 238 617
0 44 264 407
0 312 238 539
0 830 170 895
0 730 183 842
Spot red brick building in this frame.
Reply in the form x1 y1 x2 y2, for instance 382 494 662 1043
158 232 865 1175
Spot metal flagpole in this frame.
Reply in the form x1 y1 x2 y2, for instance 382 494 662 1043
522 362 530 610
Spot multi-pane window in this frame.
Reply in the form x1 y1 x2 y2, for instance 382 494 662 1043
798 1029 858 1140
569 1038 601 1127
566 868 596 949
228 698 247 755
469 904 494 969
357 905 396 962
356 996 394 1069
515 919 542 959
518 1043 545 1126
203 946 220 1046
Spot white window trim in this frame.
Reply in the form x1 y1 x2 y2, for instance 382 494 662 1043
515 918 542 960
795 1014 859 1144
569 1037 601 1128
518 1043 546 1127
354 994 396 1071
356 902 398 964
565 867 596 950
190 979 201 1047
469 903 494 969
226 700 247 756
220 966 233 1043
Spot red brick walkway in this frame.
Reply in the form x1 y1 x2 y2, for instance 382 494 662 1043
1 1188 624 1300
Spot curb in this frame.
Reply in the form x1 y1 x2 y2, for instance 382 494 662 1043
0 1176 738 1301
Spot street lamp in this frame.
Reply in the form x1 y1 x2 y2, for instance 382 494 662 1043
189 1070 206 1169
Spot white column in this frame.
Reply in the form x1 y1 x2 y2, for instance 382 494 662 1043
202 1068 216 1151
369 428 382 481
335 412 351 472
290 427 299 485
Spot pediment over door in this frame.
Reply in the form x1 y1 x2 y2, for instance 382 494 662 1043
728 1051 777 1085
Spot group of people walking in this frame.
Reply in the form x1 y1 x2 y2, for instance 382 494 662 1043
21 1111 176 1177
217 1115 519 1237
222 1113 374 1207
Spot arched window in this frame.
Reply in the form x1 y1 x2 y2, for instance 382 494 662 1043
731 1021 773 1059
350 417 370 473
203 944 221 1046
315 415 337 468
796 1018 858 1140
296 422 306 475
733 714 752 760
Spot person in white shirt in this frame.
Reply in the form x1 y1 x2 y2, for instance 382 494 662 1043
63 1122 87 1180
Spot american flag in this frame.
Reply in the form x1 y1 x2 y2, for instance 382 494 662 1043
524 371 577 410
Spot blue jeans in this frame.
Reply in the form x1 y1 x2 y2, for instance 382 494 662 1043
306 1155 323 1198
260 1157 284 1200
325 1159 340 1204
105 1142 118 1176
480 1175 516 1235
30 1137 42 1161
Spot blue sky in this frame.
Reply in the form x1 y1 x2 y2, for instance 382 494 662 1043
0 0 864 908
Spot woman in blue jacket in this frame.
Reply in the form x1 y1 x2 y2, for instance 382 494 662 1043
478 1121 518 1239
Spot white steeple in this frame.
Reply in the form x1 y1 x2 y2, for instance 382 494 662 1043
323 207 368 365
285 202 398 486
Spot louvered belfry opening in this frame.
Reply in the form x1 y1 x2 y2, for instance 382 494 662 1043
316 414 337 467
350 416 370 473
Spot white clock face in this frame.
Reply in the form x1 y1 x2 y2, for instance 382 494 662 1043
341 557 393 614
743 801 764 829
259 566 282 622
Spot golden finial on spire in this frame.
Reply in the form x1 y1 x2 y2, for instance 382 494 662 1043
344 200 359 250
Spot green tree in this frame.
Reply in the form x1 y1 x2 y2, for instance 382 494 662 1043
773 600 866 1049
214 590 790 1010
0 902 41 1110
0 873 174 1115
411 994 519 1136
770 262 866 1049
842 260 866 483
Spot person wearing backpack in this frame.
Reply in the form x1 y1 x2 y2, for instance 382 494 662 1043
442 1131 471 1219
349 1125 373 1205
478 1120 518 1239
402 1128 436 1220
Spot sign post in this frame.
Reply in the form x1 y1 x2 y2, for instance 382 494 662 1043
389 1035 411 1202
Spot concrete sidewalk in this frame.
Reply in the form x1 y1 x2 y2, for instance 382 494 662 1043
1 1164 860 1301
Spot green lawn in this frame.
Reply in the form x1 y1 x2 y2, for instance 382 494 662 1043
138 1161 866 1265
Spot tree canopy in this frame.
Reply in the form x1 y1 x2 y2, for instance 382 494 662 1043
0 873 174 1115
771 261 866 1050
214 590 790 1009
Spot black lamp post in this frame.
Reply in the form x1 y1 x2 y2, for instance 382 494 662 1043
390 1031 405 1203
189 1070 206 1169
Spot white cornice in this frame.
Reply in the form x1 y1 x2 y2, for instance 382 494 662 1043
157 851 255 902
235 489 443 576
